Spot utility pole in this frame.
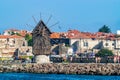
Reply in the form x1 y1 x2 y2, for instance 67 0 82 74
116 39 120 63
118 41 120 63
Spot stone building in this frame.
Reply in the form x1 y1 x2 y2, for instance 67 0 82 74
50 30 120 56
0 35 27 48
0 35 32 58
3 29 31 37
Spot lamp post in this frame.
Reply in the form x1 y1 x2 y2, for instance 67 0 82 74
79 38 81 54
118 39 120 63
116 39 120 63
117 51 119 63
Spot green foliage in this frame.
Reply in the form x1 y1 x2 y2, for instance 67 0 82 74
98 25 111 33
29 56 33 59
11 31 15 35
19 56 33 59
8 31 11 34
25 34 32 40
10 32 21 36
25 34 32 46
65 44 70 47
28 38 33 46
95 48 114 57
16 33 21 36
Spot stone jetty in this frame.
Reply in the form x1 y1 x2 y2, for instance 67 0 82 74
0 63 120 75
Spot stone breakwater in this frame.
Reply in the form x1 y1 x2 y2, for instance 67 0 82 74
0 63 120 75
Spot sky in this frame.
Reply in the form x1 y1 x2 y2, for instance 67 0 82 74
0 0 120 33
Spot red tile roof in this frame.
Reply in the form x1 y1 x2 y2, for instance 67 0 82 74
65 30 91 39
19 31 27 37
0 35 23 39
50 30 115 40
5 29 19 32
4 29 31 37
50 32 60 38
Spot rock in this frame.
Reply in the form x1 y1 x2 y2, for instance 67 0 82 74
0 63 120 75
35 55 50 63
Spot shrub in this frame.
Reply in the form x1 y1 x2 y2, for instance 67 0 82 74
95 48 114 57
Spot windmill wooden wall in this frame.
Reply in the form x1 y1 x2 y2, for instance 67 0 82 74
32 20 51 55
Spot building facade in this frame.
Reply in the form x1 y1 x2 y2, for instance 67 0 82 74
0 35 32 58
50 30 120 56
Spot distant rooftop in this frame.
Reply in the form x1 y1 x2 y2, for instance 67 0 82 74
0 35 24 39
50 29 115 40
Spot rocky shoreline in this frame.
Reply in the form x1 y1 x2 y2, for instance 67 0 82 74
0 63 120 75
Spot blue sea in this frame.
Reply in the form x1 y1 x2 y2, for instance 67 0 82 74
0 73 120 80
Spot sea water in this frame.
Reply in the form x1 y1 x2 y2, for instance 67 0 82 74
0 73 120 80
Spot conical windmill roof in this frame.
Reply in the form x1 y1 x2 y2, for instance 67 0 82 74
32 20 51 34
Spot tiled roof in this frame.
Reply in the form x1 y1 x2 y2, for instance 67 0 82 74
19 30 28 37
0 35 23 39
50 32 60 38
4 29 31 37
50 30 116 40
5 29 20 32
66 30 92 39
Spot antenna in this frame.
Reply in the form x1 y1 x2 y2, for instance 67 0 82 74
24 24 29 30
26 24 34 28
58 26 62 30
68 27 70 31
40 12 42 20
49 21 59 28
46 15 52 25
32 16 37 24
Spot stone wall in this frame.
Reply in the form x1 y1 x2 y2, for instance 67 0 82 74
0 63 120 75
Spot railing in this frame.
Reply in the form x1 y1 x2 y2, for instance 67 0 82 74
50 57 115 63
0 57 116 64
50 57 63 63
0 60 22 64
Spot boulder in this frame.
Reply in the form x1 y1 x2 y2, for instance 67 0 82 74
35 55 50 63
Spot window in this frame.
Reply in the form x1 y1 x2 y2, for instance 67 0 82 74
92 38 95 40
112 43 114 46
10 45 14 47
23 42 25 46
105 43 109 46
84 42 88 47
13 40 15 44
7 38 9 41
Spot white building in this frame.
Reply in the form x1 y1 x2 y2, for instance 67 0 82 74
117 30 120 35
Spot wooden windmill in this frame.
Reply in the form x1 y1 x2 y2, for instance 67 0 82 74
32 20 51 56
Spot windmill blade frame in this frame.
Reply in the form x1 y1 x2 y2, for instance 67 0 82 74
46 15 52 25
49 21 59 28
32 16 38 24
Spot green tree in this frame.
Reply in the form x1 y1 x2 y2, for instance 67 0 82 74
98 25 111 33
25 34 31 40
16 33 21 36
28 38 33 46
25 34 32 46
10 32 21 36
11 31 15 35
95 48 114 57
